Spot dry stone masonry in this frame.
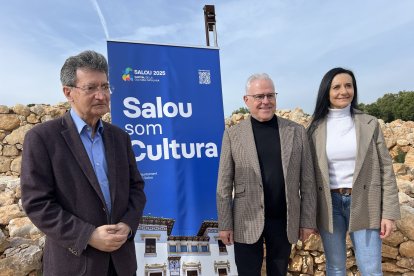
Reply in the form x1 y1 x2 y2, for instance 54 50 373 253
0 104 413 275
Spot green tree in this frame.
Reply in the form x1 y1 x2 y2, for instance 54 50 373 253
232 107 249 114
358 91 414 122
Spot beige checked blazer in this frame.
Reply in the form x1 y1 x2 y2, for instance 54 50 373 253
307 110 401 233
216 116 317 244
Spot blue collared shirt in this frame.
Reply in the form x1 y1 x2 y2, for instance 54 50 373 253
70 109 111 214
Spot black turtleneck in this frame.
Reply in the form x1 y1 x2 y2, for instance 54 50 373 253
251 115 286 219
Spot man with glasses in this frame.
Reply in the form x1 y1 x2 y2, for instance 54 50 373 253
216 73 316 275
21 50 146 276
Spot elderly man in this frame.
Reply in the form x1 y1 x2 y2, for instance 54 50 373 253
216 73 316 276
21 50 146 276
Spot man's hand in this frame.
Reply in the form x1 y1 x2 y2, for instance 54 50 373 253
106 222 131 236
88 224 129 252
219 230 234 245
380 218 395 239
299 228 316 242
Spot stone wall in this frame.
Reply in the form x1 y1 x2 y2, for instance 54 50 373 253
0 104 413 275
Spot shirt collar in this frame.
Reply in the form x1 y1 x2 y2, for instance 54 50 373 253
70 109 104 135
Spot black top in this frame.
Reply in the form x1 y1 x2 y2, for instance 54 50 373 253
251 115 286 219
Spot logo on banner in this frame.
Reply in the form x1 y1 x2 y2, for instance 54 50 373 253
122 67 133 81
198 70 211 85
121 66 166 82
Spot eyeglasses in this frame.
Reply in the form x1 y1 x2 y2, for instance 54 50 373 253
70 83 111 95
246 92 277 101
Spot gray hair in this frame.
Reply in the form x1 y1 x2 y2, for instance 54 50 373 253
60 50 108 86
245 73 275 94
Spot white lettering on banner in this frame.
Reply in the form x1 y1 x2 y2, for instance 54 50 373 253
123 97 192 118
125 123 163 136
134 70 152 75
132 138 218 161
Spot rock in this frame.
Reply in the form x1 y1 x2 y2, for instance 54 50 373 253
289 255 303 272
345 255 356 269
397 257 414 270
303 234 324 251
8 217 42 240
397 179 414 195
407 133 414 145
0 114 20 131
0 229 7 252
397 205 414 240
0 204 24 225
399 192 414 204
302 255 314 274
400 241 414 257
12 104 31 117
397 139 410 146
29 105 46 116
383 231 405 247
2 145 19 156
0 105 10 114
314 254 326 264
0 156 12 173
231 113 243 124
385 138 397 149
102 112 111 123
290 108 305 124
405 148 414 168
3 124 34 145
10 156 22 174
40 114 53 122
0 188 15 207
0 244 42 276
394 163 408 175
26 114 39 124
382 243 399 259
382 262 410 273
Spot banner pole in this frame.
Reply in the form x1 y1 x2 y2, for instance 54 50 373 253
203 5 218 47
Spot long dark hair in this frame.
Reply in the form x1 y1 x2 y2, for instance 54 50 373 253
308 67 358 130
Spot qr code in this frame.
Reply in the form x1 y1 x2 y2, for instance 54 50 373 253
198 70 211 85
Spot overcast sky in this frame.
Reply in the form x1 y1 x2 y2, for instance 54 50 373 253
1 0 413 116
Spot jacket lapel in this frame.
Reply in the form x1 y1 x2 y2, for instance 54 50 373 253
277 117 294 179
60 113 107 206
313 119 330 187
242 118 262 179
353 112 376 184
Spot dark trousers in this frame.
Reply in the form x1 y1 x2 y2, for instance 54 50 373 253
108 258 118 276
108 257 137 276
234 218 291 276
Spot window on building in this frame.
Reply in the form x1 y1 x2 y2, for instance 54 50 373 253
218 240 227 253
145 238 156 254
187 270 198 276
149 273 162 276
201 245 208 252
180 245 188 252
170 245 177 252
218 268 227 276
191 245 198 252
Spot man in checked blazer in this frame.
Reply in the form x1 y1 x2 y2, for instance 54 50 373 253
21 51 146 275
216 73 317 276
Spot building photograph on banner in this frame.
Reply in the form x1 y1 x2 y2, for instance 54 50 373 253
108 40 236 276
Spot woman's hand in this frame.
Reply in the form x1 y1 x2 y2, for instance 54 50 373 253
380 218 395 239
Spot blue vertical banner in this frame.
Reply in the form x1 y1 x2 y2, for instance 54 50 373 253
107 41 224 235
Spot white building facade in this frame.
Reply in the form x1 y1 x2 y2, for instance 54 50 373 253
135 217 237 276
